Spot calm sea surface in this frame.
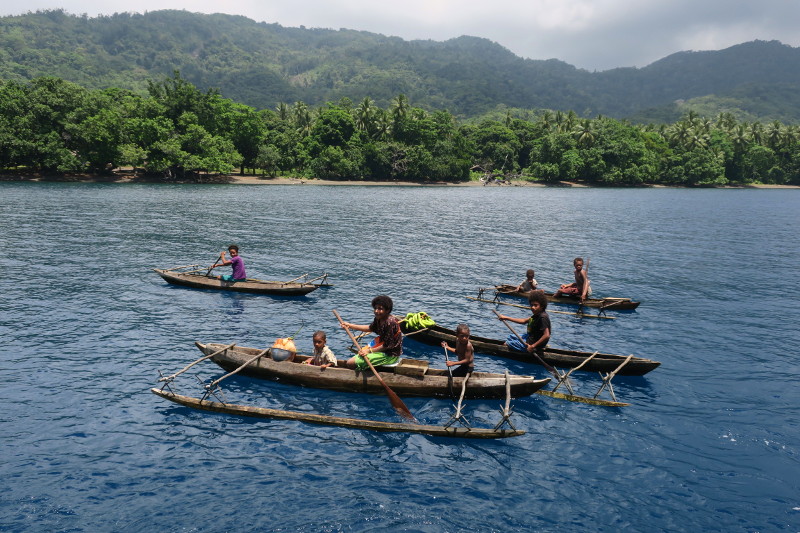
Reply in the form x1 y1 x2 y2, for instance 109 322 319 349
1 182 798 532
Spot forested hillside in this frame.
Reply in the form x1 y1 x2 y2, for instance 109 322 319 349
2 72 799 186
2 9 800 122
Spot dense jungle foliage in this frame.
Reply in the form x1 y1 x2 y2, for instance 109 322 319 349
2 73 799 185
2 10 800 122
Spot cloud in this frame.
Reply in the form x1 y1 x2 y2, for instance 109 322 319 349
4 0 800 70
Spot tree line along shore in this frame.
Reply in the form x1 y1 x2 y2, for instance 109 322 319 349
2 72 799 187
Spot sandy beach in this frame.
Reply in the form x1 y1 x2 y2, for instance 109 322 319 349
3 171 796 188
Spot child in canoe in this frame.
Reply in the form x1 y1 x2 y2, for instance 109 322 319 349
340 295 403 371
210 244 247 282
303 330 337 369
498 290 551 357
552 257 591 302
441 323 475 377
516 269 538 292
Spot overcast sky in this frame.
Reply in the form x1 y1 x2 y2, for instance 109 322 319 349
4 0 800 71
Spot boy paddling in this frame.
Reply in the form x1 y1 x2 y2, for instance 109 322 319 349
339 295 403 371
441 323 475 377
498 290 551 357
209 244 247 282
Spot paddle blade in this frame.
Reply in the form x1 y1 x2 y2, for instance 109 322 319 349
387 388 416 421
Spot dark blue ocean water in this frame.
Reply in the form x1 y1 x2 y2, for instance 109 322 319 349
1 182 798 532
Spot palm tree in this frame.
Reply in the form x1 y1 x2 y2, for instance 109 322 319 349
716 112 737 131
373 108 391 139
410 108 426 121
669 121 693 147
684 131 709 150
573 119 596 147
553 110 566 132
565 110 578 131
748 122 764 145
355 97 375 134
275 102 290 121
390 94 409 123
730 124 750 154
765 120 784 150
293 101 313 136
539 110 553 131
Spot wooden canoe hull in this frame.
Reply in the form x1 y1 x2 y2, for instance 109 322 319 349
197 342 551 399
402 324 660 376
154 269 318 295
494 284 641 310
151 388 524 438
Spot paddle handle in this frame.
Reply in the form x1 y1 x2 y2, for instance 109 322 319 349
333 309 364 352
580 257 590 302
442 344 453 376
206 253 222 276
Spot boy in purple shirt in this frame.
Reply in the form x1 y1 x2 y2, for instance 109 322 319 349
210 244 247 281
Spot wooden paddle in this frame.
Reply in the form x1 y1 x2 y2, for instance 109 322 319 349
206 253 223 276
578 257 590 310
332 309 416 422
442 343 456 400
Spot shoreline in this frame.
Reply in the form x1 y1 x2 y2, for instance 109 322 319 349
1 172 797 188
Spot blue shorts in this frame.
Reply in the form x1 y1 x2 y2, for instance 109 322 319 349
220 275 246 282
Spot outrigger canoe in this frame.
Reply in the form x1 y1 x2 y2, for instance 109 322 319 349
401 323 660 376
196 342 551 399
154 265 329 295
151 389 524 439
492 284 640 310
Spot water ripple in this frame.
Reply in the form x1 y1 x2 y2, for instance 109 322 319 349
1 183 798 532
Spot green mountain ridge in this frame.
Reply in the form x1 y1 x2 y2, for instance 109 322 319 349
2 9 800 122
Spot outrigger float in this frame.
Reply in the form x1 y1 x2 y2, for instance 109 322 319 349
152 343 528 439
151 389 523 439
154 264 331 295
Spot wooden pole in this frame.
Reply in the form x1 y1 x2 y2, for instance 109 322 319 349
158 343 236 382
205 347 271 391
443 344 455 400
282 273 309 284
552 351 598 393
163 264 202 272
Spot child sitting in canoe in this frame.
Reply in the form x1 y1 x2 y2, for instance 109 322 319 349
498 290 551 357
209 244 247 282
441 323 475 377
340 295 403 370
552 257 591 302
516 269 538 292
304 330 337 369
